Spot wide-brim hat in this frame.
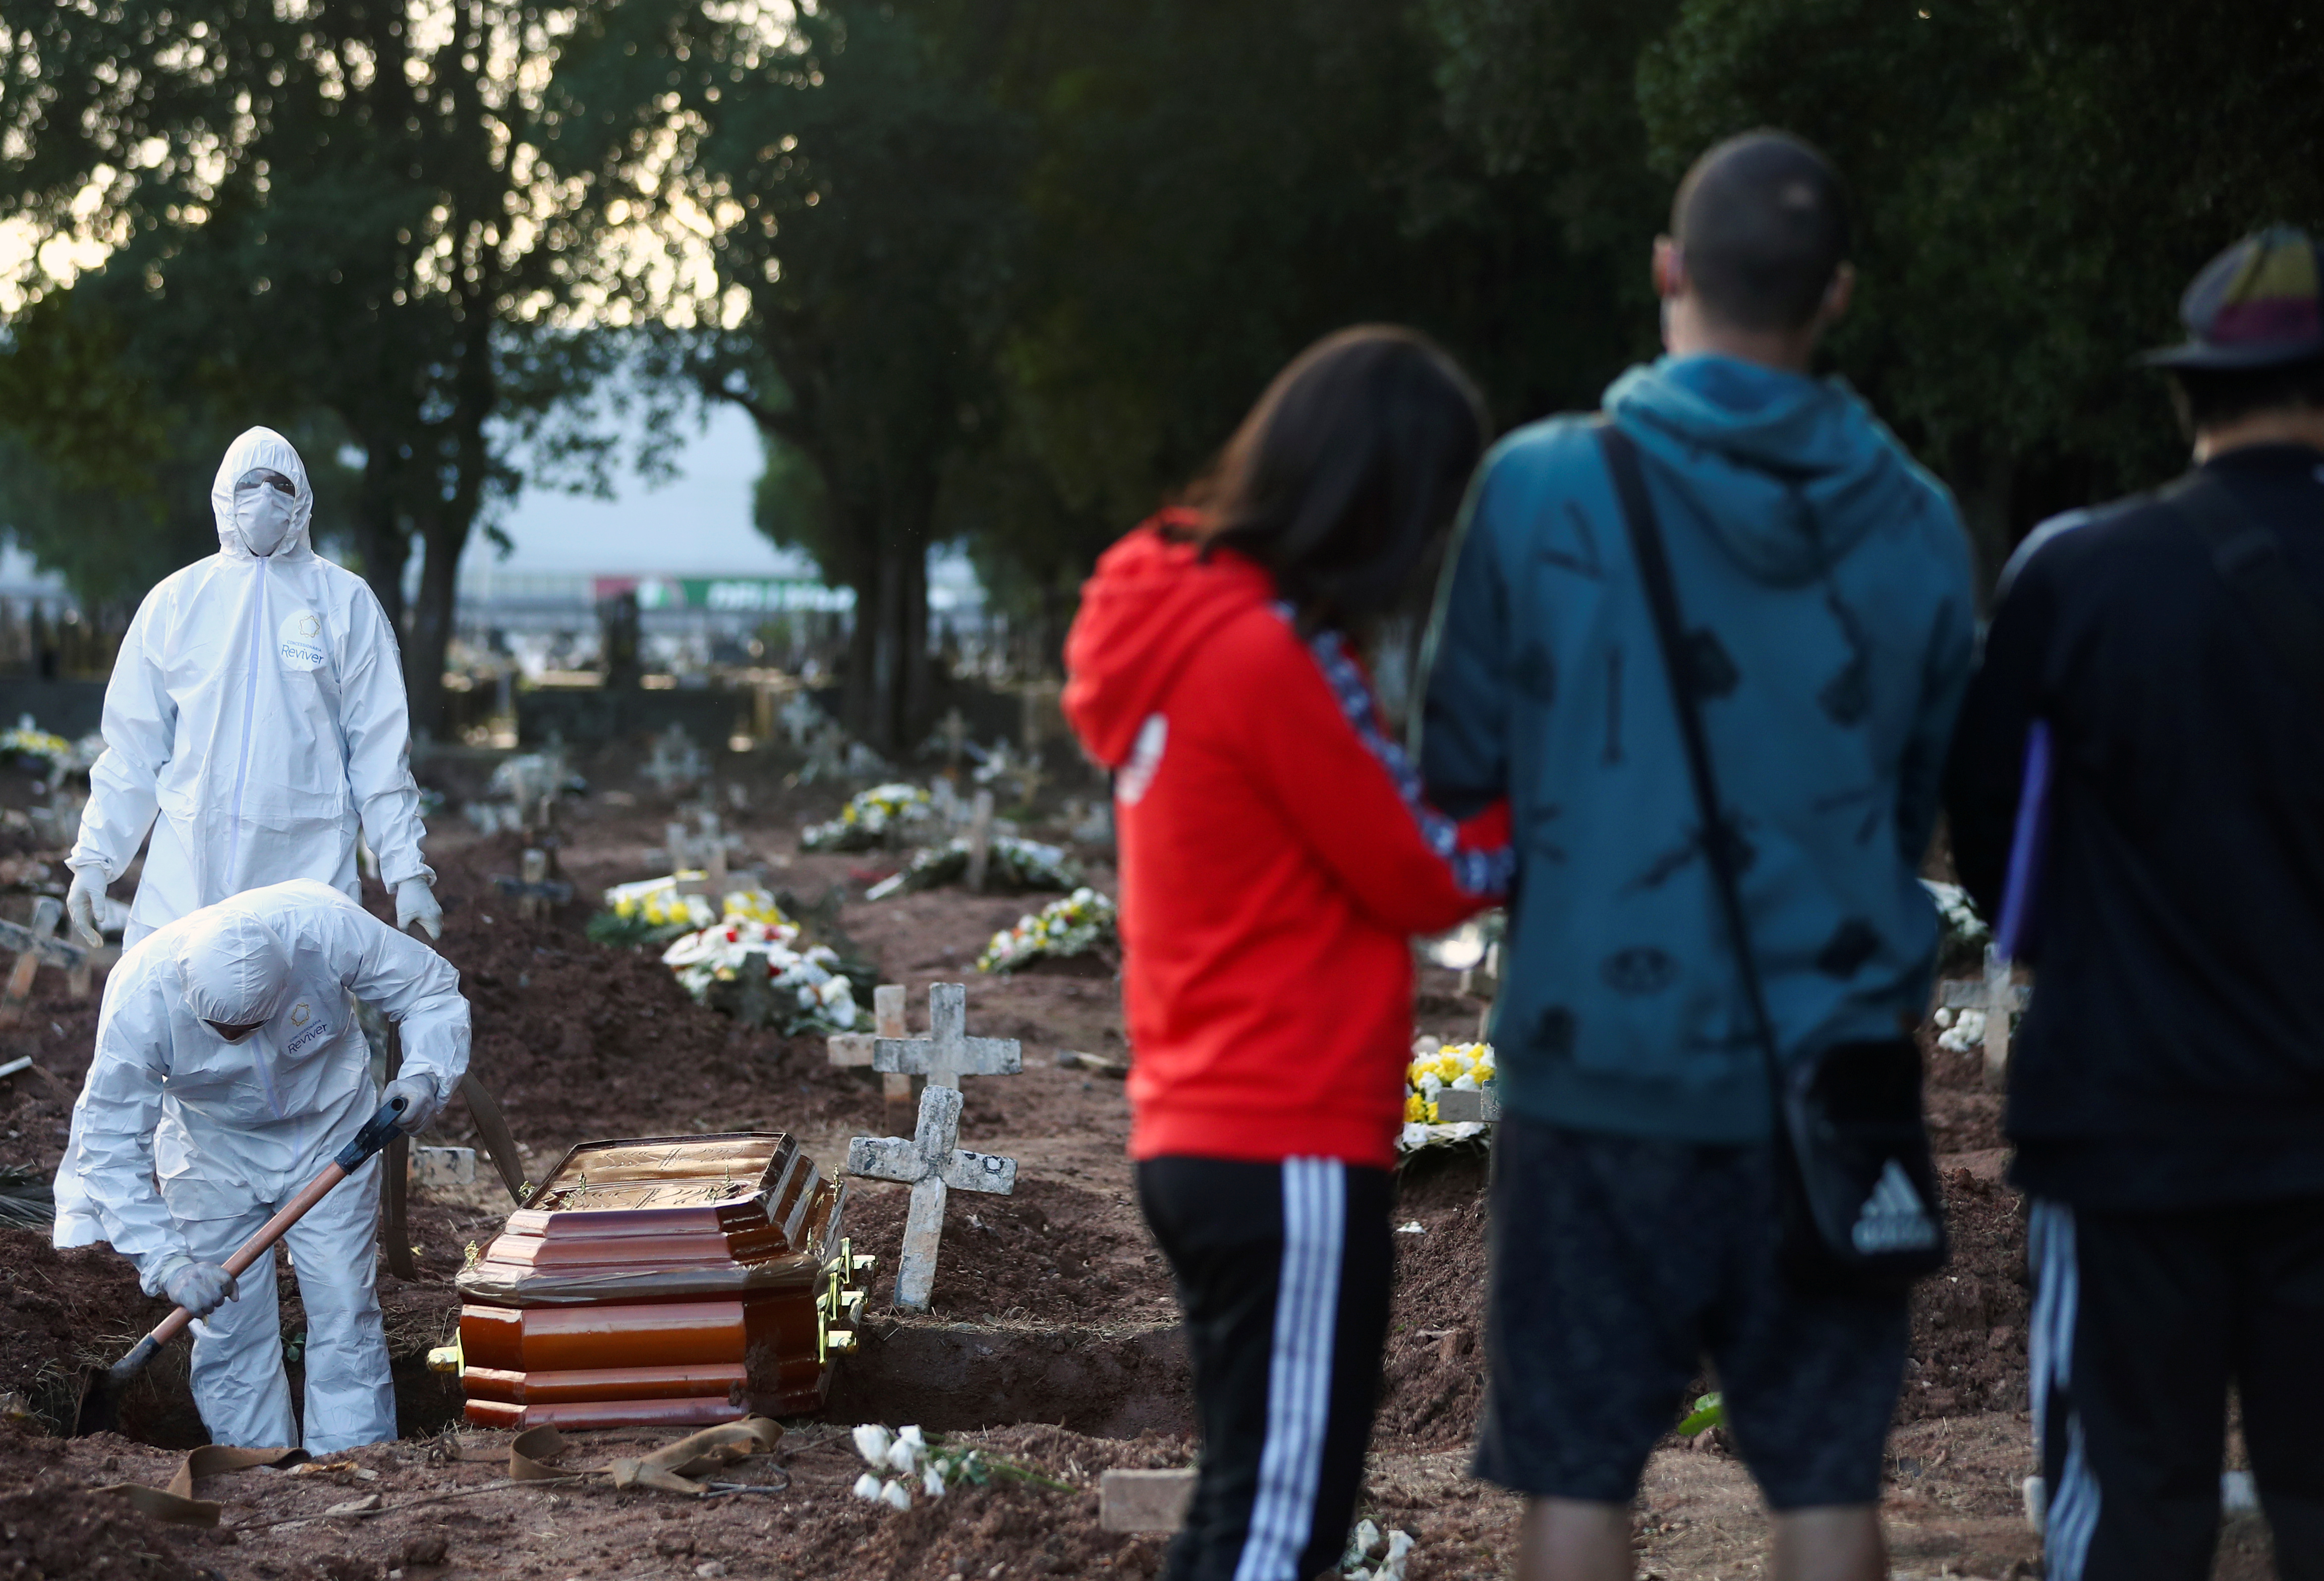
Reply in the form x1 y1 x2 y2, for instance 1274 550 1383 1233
2143 226 2324 371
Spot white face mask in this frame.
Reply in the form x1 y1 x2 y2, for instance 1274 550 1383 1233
234 472 298 557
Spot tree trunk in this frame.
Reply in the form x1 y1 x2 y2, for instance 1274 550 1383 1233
403 509 463 744
351 433 408 632
842 527 930 757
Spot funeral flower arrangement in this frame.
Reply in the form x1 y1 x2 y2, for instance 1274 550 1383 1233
847 1423 1072 1511
801 782 935 852
976 888 1117 974
1920 878 1990 972
866 834 1081 899
589 879 798 948
1398 1037 1494 1154
659 908 861 1034
1934 1005 1989 1055
0 722 100 777
586 874 720 947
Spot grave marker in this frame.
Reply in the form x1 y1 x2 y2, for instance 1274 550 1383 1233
846 982 1022 1311
779 691 823 748
827 984 918 1132
873 981 1022 1091
1938 945 2030 1092
964 790 997 893
0 896 94 1024
492 849 574 922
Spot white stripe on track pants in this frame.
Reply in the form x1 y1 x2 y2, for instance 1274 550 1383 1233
1137 1156 1393 1581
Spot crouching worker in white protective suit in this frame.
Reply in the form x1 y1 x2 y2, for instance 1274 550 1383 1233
52 880 469 1452
64 426 442 950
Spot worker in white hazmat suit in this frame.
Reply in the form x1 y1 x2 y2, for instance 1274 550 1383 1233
52 880 470 1452
65 426 441 949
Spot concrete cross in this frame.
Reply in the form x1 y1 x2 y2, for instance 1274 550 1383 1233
0 896 92 1023
830 985 921 1134
779 691 822 747
1939 944 2032 1093
963 790 997 893
874 981 1020 1091
846 1079 1019 1311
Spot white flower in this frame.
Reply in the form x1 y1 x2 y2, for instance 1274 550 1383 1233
922 1464 947 1499
885 1430 923 1475
851 1424 894 1469
1345 1520 1381 1565
1937 1010 1987 1054
851 1472 884 1502
1377 1530 1416 1581
879 1479 912 1511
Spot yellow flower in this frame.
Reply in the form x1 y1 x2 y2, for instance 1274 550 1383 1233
1404 1092 1428 1123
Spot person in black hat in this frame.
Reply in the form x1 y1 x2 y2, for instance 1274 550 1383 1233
1945 227 2324 1581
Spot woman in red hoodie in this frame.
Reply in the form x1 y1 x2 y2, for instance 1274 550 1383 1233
1063 326 1510 1581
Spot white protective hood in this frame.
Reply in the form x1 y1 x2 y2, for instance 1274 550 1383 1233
70 427 432 940
211 426 317 560
174 907 296 1027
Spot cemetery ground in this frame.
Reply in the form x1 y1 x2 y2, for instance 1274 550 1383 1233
0 744 2281 1580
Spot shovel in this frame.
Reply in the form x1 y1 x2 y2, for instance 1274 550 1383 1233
75 1092 412 1436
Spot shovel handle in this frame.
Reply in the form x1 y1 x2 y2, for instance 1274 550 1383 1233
116 1095 407 1378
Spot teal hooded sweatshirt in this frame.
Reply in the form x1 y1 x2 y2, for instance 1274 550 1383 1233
1419 355 1977 1142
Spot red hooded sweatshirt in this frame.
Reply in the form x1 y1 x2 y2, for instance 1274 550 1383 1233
1062 514 1511 1168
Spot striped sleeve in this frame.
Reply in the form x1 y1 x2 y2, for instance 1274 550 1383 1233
1234 608 1511 935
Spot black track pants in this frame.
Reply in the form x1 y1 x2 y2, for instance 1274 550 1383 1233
1137 1156 1393 1581
2030 1195 2324 1581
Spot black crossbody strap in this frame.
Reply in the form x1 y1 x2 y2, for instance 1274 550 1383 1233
2165 472 2324 710
1597 423 1788 1101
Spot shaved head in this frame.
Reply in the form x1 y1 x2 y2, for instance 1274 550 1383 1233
1673 131 1850 332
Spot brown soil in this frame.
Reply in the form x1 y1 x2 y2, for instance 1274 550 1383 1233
0 1424 231 1581
0 734 2198 1579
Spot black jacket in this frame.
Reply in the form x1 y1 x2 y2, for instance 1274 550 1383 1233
1945 444 2324 1209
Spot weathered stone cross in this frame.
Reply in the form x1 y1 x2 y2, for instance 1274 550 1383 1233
844 983 1022 1311
873 980 1020 1091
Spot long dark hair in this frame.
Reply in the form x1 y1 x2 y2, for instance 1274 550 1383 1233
1191 325 1488 636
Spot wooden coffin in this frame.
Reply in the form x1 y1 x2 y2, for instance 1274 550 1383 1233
452 1131 867 1429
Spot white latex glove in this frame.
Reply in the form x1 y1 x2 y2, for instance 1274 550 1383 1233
156 1255 238 1319
382 1074 443 1135
66 866 107 948
395 877 442 940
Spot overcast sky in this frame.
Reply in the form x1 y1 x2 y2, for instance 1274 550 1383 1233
459 402 816 579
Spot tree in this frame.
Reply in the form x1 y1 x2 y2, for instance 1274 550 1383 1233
1635 0 2324 572
0 0 626 733
968 0 1650 652
556 0 1027 753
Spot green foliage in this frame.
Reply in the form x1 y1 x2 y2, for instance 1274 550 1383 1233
1676 1391 1724 1436
3 0 2320 686
1636 0 2324 570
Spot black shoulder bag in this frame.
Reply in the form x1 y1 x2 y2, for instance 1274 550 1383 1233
1598 423 1947 1295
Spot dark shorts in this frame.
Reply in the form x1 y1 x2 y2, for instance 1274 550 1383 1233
1475 1114 1909 1510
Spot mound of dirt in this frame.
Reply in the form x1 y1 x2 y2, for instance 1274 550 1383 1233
1378 1150 1490 1451
1902 1168 2028 1422
0 1423 229 1581
841 1175 1177 1326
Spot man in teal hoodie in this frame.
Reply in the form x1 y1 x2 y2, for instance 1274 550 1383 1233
1421 132 1976 1581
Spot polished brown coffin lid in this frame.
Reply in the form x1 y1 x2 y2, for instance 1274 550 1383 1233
457 1131 842 1305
